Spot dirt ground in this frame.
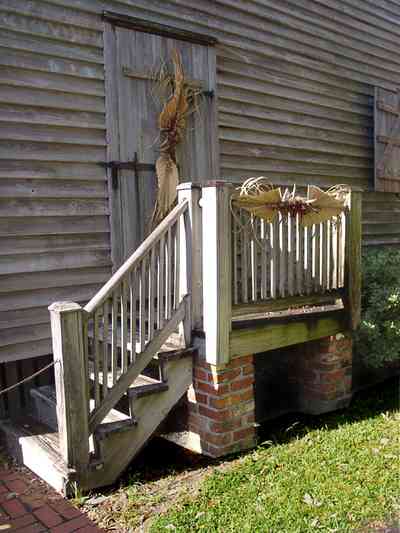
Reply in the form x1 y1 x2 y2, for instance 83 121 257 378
79 437 234 532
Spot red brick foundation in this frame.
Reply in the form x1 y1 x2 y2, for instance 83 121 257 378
297 332 353 414
186 354 257 457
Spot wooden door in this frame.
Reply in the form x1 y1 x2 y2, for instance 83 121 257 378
105 22 218 268
374 87 400 192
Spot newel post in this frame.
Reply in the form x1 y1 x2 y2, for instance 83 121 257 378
345 190 362 330
48 302 90 471
201 181 233 366
177 183 203 332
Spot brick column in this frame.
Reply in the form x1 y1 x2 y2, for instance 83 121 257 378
297 332 353 415
186 354 256 457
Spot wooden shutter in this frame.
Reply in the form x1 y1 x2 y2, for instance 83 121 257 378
374 87 400 192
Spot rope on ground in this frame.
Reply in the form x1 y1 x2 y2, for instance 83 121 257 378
0 361 56 396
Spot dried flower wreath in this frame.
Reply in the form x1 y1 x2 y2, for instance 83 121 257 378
232 177 349 227
151 49 203 227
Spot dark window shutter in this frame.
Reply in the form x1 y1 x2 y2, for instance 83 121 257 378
374 87 400 192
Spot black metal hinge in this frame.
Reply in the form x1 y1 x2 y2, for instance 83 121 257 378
104 153 156 189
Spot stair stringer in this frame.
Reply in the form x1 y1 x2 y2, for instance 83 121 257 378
83 355 193 491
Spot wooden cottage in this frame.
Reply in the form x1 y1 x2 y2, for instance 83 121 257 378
0 0 398 493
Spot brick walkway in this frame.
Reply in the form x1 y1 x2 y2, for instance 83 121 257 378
0 466 104 532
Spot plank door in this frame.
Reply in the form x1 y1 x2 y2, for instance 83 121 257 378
374 87 400 192
105 23 219 268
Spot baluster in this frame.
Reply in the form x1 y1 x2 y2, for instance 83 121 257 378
102 300 109 398
321 221 328 292
149 246 156 342
337 213 344 287
241 210 249 303
326 220 331 291
111 289 118 385
305 225 313 295
232 211 239 305
279 213 287 298
313 223 321 293
82 314 90 416
330 218 337 289
270 217 279 299
139 257 146 351
174 219 181 310
166 226 172 319
296 214 304 296
158 236 165 328
120 279 128 373
251 215 258 302
288 214 295 296
93 309 100 407
129 268 137 363
260 219 268 300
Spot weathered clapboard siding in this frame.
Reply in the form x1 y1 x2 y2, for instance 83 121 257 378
1 0 399 361
0 0 109 362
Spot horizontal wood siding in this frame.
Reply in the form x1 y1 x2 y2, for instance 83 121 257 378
0 1 110 362
1 0 399 361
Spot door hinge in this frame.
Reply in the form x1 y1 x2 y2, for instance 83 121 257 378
103 152 156 189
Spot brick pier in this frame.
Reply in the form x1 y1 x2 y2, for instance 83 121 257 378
297 332 353 415
186 354 257 457
166 332 353 457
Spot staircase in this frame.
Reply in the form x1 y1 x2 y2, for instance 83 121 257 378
0 199 195 495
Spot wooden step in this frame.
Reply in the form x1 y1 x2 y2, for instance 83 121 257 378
156 346 197 362
30 385 135 429
84 354 194 491
95 418 137 439
0 416 71 495
88 364 169 394
128 376 169 399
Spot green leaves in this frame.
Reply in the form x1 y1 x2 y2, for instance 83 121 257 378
354 248 400 368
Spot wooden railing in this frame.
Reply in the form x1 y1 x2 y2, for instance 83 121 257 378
231 209 346 312
84 200 191 432
49 199 192 470
200 181 362 366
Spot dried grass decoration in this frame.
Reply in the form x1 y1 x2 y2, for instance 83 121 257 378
232 177 349 227
151 49 203 227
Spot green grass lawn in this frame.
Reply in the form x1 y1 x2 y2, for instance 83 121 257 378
151 378 400 533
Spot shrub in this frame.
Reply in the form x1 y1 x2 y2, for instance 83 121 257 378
354 248 400 368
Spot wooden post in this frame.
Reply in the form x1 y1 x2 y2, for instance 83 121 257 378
177 183 202 330
48 302 90 471
201 181 233 366
345 190 362 330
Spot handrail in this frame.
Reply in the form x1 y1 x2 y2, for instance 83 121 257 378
85 200 189 314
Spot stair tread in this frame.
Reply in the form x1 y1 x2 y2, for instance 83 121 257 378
127 380 169 398
95 418 137 439
0 416 69 476
31 385 130 425
88 365 168 391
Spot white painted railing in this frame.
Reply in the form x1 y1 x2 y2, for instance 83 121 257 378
231 208 346 307
199 180 361 366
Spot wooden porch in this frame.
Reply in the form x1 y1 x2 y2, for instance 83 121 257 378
0 180 361 494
